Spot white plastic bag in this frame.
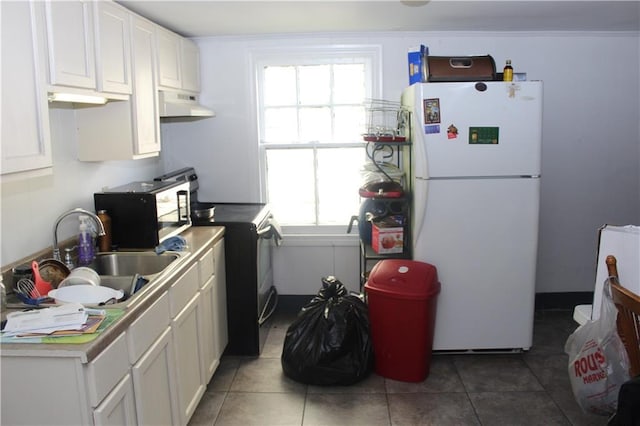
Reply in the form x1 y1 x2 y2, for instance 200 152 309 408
565 279 631 416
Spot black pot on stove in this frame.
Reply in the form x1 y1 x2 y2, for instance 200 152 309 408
191 202 216 220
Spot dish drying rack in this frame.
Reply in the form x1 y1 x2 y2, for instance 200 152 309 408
362 99 409 143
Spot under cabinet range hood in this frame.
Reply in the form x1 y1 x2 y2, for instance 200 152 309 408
158 90 215 118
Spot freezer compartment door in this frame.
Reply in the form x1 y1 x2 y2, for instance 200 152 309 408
403 82 542 178
413 177 539 350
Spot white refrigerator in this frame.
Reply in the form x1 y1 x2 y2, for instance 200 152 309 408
401 81 543 351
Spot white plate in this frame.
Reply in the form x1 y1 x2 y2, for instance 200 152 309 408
48 285 123 305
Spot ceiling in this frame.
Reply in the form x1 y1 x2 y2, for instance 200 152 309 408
117 0 640 38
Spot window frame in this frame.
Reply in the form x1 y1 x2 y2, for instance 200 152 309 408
251 45 382 235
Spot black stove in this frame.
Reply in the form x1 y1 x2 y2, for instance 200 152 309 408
155 168 280 356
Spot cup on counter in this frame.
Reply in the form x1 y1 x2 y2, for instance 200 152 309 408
58 267 100 288
12 264 33 290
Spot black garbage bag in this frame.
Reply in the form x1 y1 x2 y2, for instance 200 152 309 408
281 276 374 386
608 376 640 426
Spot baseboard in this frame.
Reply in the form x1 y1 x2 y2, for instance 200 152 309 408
277 295 314 314
534 292 594 311
279 292 595 314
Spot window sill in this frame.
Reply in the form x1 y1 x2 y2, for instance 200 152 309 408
278 232 359 247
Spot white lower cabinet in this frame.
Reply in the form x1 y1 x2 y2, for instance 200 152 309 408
0 334 131 425
131 327 178 425
128 239 226 426
93 373 137 426
199 239 228 381
171 263 206 425
87 332 134 425
212 239 228 362
87 332 130 407
200 275 217 380
0 235 226 426
127 291 177 425
1 357 91 425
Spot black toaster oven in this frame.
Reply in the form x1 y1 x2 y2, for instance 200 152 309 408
94 180 191 249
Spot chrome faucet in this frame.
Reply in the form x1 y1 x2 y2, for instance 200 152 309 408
52 208 106 261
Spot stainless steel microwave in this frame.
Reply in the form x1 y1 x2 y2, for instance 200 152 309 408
94 180 191 249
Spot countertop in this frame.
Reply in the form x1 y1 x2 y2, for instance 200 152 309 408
0 226 225 363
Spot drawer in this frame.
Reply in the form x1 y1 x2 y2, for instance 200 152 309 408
87 332 129 407
127 291 170 363
92 373 136 425
170 262 199 317
198 247 215 288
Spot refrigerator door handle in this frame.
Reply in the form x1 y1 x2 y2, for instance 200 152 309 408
411 98 428 179
427 175 541 180
414 177 429 241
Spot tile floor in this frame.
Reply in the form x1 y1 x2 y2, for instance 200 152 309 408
188 308 610 426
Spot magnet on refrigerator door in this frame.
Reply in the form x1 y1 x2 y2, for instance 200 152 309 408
447 125 458 139
425 125 440 134
423 98 441 124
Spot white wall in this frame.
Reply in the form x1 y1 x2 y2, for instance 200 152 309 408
1 105 162 266
161 30 640 296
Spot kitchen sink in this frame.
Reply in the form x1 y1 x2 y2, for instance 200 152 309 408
98 276 144 298
4 252 185 309
87 251 184 306
89 252 180 277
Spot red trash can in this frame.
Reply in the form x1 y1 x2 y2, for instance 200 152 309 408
365 259 440 382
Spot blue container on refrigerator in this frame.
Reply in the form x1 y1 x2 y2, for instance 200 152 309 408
408 45 428 85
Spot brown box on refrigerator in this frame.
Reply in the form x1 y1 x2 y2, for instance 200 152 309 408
426 55 496 82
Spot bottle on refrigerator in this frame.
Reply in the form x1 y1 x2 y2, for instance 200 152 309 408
503 59 513 81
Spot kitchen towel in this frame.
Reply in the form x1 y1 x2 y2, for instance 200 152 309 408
155 235 188 254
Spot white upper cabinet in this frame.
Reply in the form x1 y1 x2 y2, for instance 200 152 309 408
156 26 182 89
94 1 132 94
3 0 201 167
181 38 200 93
156 25 200 92
76 13 160 161
45 0 132 96
130 15 161 156
44 0 96 89
1 1 52 178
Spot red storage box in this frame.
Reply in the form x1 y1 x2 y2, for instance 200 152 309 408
371 215 404 254
365 259 440 382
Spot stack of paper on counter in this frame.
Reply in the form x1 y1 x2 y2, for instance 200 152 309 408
2 303 105 338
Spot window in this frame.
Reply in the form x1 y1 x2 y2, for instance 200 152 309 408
254 46 381 232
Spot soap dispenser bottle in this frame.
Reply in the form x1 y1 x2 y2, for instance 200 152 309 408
77 215 95 266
